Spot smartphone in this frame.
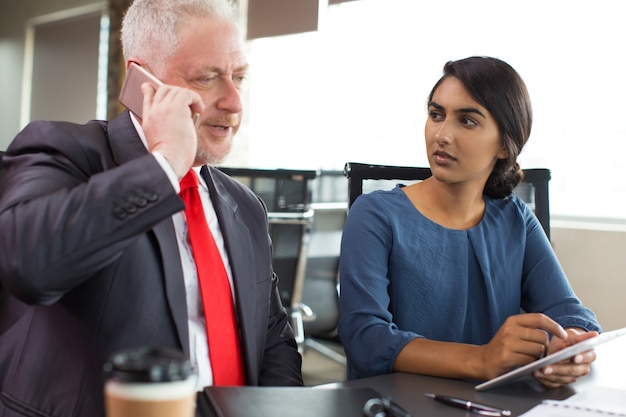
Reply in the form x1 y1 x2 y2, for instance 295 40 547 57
118 62 163 120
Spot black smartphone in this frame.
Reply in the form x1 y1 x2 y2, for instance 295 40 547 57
118 62 163 120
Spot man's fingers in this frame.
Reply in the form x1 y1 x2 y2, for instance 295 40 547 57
189 97 205 117
140 82 157 119
145 84 204 122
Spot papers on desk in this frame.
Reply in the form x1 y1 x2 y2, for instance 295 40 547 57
520 386 626 417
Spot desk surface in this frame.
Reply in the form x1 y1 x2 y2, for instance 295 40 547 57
197 331 625 417
328 333 626 416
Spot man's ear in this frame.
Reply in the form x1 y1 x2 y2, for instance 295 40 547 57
125 59 143 70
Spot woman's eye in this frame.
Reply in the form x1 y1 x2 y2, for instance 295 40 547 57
429 111 443 121
462 117 477 127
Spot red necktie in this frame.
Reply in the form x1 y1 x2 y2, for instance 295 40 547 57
179 169 245 386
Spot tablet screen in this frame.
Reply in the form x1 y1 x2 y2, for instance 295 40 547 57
474 326 626 391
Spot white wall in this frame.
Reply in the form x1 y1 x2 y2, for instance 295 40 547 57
0 0 101 150
552 225 626 332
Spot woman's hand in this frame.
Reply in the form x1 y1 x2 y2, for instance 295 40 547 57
533 328 598 388
393 314 595 386
479 314 568 380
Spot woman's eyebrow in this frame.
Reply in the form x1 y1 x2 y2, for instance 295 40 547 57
428 101 444 111
428 101 487 119
458 107 487 119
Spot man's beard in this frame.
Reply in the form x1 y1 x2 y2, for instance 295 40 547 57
195 139 232 167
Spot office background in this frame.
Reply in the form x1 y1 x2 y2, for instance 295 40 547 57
1 0 625 332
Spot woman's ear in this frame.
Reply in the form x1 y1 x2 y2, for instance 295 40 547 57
497 137 509 160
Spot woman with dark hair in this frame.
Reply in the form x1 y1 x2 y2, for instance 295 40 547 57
338 56 600 388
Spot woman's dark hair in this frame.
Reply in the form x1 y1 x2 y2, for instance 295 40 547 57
428 56 533 199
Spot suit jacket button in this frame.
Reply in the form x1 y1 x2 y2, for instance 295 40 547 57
144 192 158 202
124 202 138 214
113 206 127 219
133 195 148 207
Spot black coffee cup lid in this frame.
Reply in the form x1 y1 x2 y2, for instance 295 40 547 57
104 346 194 383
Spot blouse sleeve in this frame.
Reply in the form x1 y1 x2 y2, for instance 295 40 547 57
517 197 601 332
338 192 419 379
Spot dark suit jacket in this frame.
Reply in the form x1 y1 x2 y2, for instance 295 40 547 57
0 111 303 417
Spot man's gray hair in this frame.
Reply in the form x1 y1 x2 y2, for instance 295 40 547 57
121 0 238 76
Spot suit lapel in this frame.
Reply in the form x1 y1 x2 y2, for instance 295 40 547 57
201 166 259 382
153 219 190 354
108 111 190 352
107 111 150 165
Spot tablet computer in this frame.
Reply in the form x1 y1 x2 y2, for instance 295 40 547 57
474 326 626 391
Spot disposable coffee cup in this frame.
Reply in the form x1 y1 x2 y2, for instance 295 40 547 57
103 347 197 417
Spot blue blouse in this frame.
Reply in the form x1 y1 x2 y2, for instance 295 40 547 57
338 186 600 380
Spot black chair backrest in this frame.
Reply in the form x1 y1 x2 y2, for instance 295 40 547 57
218 167 317 308
0 150 4 293
511 168 551 240
344 162 551 241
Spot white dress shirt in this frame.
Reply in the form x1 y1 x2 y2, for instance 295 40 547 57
130 114 235 390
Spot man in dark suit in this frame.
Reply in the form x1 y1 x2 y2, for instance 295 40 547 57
0 0 303 416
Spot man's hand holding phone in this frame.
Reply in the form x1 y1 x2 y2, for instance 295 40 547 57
120 63 204 178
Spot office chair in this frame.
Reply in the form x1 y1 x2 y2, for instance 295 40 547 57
344 162 551 240
299 170 348 365
217 167 317 346
0 151 4 293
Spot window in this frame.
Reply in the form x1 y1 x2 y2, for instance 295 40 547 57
241 0 626 221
